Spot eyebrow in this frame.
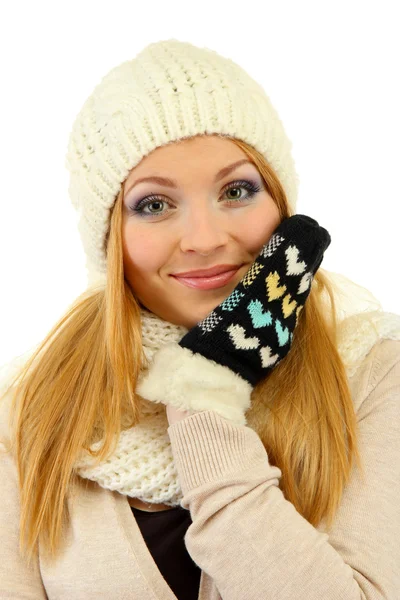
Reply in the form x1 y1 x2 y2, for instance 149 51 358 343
124 159 253 196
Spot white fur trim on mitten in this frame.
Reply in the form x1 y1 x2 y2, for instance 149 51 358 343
136 343 253 427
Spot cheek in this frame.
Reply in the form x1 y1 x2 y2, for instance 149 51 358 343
240 202 281 253
122 227 164 275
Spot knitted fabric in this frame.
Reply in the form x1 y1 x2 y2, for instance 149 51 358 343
72 274 400 507
64 38 299 288
179 215 331 386
74 307 189 506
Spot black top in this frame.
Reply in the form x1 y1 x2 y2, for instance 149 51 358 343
131 505 201 600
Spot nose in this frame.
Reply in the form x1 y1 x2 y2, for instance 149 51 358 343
179 207 230 255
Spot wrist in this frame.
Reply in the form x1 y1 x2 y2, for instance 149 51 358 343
136 343 253 426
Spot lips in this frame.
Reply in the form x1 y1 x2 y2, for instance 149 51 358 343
172 266 242 291
172 264 243 278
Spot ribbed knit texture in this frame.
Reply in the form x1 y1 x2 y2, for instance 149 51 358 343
166 411 275 493
64 38 300 287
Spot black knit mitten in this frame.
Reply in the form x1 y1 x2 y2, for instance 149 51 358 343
179 214 331 386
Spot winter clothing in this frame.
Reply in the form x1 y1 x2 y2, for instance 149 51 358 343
1 294 400 598
1 37 400 599
65 39 299 287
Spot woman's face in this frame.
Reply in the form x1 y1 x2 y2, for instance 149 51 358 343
122 135 281 328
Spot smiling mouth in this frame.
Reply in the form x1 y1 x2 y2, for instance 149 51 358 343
171 266 243 291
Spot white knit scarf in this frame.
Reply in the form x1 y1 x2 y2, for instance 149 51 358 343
69 272 400 507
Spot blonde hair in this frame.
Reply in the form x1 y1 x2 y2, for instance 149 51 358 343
0 135 364 567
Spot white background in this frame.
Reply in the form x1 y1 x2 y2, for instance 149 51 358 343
1 0 399 367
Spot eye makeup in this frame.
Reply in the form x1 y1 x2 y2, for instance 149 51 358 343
128 178 262 219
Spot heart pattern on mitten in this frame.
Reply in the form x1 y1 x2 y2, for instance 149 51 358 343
179 215 331 386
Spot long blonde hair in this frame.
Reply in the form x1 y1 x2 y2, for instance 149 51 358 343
0 135 363 566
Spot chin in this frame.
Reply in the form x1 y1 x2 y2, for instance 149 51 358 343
165 311 201 330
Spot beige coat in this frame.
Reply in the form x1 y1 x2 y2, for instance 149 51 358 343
1 330 400 598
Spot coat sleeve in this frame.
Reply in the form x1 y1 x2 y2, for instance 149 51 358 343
0 385 48 599
167 338 400 600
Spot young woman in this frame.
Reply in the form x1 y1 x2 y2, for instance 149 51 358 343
1 38 400 600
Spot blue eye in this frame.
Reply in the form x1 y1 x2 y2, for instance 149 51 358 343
129 179 262 218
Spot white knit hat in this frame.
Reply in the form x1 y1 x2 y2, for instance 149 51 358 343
65 38 300 287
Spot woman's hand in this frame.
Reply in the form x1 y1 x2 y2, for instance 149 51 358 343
178 214 331 387
137 214 330 427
